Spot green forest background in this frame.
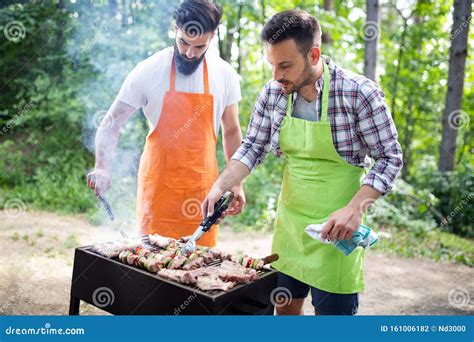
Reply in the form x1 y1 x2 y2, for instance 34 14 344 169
0 0 472 266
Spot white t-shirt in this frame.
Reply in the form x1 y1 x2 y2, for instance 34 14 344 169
116 47 241 136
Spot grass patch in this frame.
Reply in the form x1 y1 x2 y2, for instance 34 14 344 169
373 225 473 267
10 232 19 241
62 234 79 249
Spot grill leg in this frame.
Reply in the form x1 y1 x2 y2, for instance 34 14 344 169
69 296 80 315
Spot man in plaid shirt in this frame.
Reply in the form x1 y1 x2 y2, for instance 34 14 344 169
231 56 402 195
203 10 403 315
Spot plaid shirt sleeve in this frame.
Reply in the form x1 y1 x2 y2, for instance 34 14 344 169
231 83 273 171
356 80 403 195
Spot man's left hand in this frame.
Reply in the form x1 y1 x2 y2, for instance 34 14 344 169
320 204 362 241
225 183 246 216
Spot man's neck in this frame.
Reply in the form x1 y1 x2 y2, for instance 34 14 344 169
297 59 324 102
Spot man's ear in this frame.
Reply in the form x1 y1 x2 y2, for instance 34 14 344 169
308 46 321 66
174 24 178 33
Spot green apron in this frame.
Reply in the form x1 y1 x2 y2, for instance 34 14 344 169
271 62 365 294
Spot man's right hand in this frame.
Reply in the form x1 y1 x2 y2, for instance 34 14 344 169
87 169 111 196
201 160 251 224
201 183 225 224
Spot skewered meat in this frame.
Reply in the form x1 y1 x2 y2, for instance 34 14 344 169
182 256 204 270
108 235 277 292
200 252 215 264
168 256 188 270
126 253 139 266
144 255 168 273
91 239 142 258
148 234 173 249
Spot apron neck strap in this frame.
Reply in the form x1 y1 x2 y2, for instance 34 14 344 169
285 60 330 120
170 53 210 94
320 61 330 122
286 93 293 116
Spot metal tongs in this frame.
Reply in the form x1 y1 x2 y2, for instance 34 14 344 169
180 191 234 254
98 194 115 221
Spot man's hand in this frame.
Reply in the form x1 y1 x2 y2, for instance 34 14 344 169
225 183 246 216
321 185 382 241
320 204 362 241
201 183 225 223
201 183 245 225
201 160 251 224
87 169 111 196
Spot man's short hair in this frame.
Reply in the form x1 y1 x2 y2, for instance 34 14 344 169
174 0 223 35
261 10 322 54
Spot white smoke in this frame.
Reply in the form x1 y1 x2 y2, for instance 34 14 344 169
66 1 175 236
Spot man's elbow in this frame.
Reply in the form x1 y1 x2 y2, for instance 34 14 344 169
223 125 242 141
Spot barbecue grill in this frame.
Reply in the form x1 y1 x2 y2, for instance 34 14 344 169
69 237 278 315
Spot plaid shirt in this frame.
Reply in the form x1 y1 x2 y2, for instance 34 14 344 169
232 56 403 195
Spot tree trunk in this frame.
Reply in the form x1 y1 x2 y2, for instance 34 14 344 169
217 26 223 58
438 0 472 171
363 0 380 82
389 19 407 121
55 0 66 82
108 0 117 18
321 0 333 44
121 0 128 27
260 0 266 82
401 100 415 178
237 2 243 74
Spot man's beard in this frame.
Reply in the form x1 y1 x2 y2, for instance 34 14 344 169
173 43 206 75
277 62 314 94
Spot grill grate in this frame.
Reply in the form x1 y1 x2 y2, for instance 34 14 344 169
88 237 272 296
69 237 278 315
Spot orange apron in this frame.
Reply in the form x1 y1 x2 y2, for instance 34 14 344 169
136 54 218 247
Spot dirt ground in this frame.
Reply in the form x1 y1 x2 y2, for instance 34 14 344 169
0 210 473 315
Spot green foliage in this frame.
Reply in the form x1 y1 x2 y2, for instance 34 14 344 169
374 224 473 267
0 1 171 215
409 165 474 237
0 1 472 267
